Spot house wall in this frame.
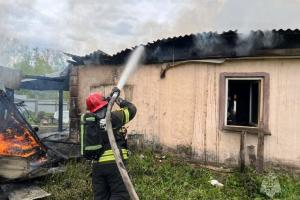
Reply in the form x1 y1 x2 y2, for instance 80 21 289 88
76 58 300 168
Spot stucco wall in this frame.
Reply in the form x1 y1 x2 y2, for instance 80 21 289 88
77 58 300 168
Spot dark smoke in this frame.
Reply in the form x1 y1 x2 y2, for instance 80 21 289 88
235 31 284 56
193 30 284 57
193 32 223 55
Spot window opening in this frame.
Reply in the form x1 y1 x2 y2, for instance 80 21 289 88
225 78 261 127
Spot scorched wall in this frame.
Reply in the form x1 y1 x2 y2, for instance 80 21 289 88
75 58 300 168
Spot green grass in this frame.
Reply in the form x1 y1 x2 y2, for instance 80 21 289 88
38 161 93 200
37 152 300 200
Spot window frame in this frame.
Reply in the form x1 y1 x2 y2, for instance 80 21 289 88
219 72 270 135
225 77 263 127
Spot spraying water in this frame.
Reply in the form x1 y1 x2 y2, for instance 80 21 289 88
107 46 145 200
117 46 145 90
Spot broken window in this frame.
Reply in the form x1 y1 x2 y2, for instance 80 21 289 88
225 78 262 127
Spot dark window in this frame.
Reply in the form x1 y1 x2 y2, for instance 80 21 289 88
226 79 261 127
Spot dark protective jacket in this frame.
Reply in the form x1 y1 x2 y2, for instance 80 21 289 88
92 99 136 200
94 99 136 162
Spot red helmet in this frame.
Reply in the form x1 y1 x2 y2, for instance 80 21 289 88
86 92 108 112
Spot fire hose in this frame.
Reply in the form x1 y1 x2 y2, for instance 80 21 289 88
101 45 143 200
105 91 139 200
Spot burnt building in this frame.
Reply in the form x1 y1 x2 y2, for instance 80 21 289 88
67 29 300 169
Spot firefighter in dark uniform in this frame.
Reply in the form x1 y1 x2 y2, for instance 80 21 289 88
85 88 136 200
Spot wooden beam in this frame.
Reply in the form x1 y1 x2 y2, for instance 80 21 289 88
23 75 65 82
58 90 63 132
247 145 256 169
239 131 246 172
256 123 265 173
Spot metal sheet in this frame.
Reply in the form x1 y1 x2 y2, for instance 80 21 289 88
0 157 29 180
1 184 51 200
67 29 300 66
0 66 22 89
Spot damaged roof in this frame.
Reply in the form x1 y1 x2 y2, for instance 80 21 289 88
67 29 300 66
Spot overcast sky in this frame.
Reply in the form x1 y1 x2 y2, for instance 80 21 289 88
0 0 300 55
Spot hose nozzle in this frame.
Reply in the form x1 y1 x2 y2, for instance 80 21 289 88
110 86 121 99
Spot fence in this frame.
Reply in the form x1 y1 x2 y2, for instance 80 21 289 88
16 98 68 114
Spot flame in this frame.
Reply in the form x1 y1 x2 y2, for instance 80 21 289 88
0 127 40 157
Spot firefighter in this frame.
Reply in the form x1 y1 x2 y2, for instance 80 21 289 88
85 87 136 200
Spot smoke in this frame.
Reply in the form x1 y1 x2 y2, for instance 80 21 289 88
235 33 256 56
235 31 284 56
0 0 299 56
261 31 283 47
193 30 284 56
216 0 300 33
194 32 223 55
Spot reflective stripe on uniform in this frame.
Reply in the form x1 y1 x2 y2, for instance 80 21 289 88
123 108 130 124
98 149 128 163
85 144 102 150
80 114 85 155
85 117 96 121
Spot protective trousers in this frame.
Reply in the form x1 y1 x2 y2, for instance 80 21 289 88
92 162 130 200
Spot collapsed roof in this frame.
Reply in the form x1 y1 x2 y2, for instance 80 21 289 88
20 67 70 91
67 29 300 66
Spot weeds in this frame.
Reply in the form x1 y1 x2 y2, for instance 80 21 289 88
38 161 93 200
38 152 300 200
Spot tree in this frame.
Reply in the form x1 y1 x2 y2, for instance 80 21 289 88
14 55 54 75
34 57 54 75
14 55 56 99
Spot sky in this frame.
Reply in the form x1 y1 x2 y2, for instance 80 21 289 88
0 0 300 55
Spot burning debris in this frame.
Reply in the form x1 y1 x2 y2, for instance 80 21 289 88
0 87 76 199
0 87 80 200
0 127 41 158
0 89 50 182
0 89 46 160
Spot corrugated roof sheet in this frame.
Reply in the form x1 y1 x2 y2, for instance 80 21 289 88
67 29 300 66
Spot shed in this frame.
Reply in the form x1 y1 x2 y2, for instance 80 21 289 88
67 30 300 168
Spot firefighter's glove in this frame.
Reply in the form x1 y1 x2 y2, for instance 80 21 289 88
115 97 122 106
116 97 125 107
110 87 121 98
117 97 129 108
104 96 111 102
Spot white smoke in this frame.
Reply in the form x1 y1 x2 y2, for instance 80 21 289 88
193 30 285 56
235 31 284 56
0 0 299 56
216 0 300 33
